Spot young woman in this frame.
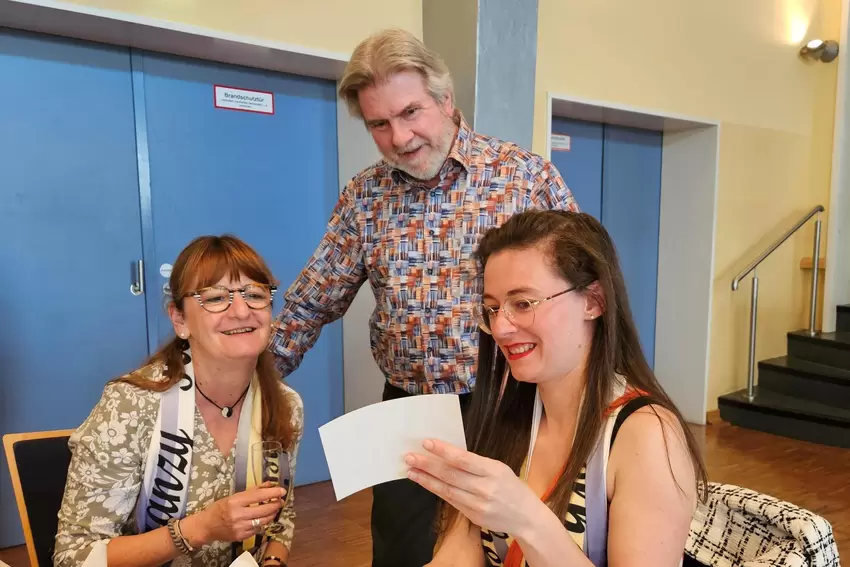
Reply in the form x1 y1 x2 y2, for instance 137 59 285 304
54 235 303 567
405 210 706 566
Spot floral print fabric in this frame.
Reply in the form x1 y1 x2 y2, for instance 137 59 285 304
54 363 304 567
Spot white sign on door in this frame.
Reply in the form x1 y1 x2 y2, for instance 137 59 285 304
214 85 274 115
551 133 571 152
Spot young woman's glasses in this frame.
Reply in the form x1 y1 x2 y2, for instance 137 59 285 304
184 283 277 313
473 286 577 335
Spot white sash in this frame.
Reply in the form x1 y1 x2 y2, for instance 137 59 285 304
520 382 624 566
134 347 264 552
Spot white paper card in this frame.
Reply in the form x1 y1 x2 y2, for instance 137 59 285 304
229 551 259 567
214 85 274 114
551 133 571 151
319 394 467 500
80 540 108 566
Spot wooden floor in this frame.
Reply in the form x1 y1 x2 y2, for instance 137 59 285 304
1 413 847 566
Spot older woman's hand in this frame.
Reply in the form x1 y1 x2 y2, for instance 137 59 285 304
406 439 542 537
184 484 286 545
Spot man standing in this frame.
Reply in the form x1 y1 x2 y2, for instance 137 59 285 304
269 28 578 567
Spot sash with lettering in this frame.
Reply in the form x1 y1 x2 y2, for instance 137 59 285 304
134 347 266 555
482 379 633 567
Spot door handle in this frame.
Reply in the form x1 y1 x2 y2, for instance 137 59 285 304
130 260 145 296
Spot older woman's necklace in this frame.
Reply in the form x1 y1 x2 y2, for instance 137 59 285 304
195 381 250 418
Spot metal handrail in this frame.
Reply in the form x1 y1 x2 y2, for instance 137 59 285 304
732 205 824 290
731 204 824 402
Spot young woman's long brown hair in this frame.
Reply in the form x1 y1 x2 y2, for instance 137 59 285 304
440 210 707 535
115 235 294 447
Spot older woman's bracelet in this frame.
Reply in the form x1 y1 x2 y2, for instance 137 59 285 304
262 555 285 566
167 518 194 555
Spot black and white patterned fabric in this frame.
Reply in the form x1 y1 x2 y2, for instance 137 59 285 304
686 483 840 567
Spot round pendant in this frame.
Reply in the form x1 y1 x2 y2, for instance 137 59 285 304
221 406 232 418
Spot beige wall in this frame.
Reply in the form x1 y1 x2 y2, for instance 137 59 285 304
63 0 840 413
535 0 841 411
62 0 423 53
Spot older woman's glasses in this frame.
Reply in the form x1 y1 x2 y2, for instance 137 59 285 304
473 286 577 335
185 283 277 313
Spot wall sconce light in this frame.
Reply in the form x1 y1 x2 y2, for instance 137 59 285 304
800 39 839 62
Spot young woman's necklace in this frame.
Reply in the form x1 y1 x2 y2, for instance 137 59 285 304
195 381 250 418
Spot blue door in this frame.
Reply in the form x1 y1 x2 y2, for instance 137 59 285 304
601 125 662 367
136 51 342 485
551 118 604 219
550 118 662 366
0 30 149 547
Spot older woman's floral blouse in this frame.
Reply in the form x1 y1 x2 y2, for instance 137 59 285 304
54 363 304 567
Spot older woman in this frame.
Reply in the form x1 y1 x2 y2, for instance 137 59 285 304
54 235 303 567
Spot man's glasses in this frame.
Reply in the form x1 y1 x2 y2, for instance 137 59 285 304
473 286 577 335
184 283 277 314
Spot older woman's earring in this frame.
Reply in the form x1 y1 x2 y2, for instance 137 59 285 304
179 332 188 339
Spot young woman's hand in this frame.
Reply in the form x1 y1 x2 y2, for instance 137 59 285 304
406 439 542 537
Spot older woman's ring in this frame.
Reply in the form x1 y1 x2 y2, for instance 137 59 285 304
251 518 261 531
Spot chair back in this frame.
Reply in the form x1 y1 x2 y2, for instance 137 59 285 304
3 430 73 567
687 482 840 567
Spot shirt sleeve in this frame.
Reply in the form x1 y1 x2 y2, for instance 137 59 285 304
269 182 368 378
54 382 149 567
269 385 305 551
530 159 580 212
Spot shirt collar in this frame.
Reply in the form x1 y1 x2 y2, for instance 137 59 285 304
446 111 473 172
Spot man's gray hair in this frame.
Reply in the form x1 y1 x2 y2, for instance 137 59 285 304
338 28 454 119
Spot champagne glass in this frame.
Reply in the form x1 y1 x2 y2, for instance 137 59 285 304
251 441 291 536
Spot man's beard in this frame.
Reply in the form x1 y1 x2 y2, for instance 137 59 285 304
385 115 457 181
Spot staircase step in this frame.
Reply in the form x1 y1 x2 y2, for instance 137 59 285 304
718 387 850 448
837 305 850 333
758 356 850 409
786 330 850 371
